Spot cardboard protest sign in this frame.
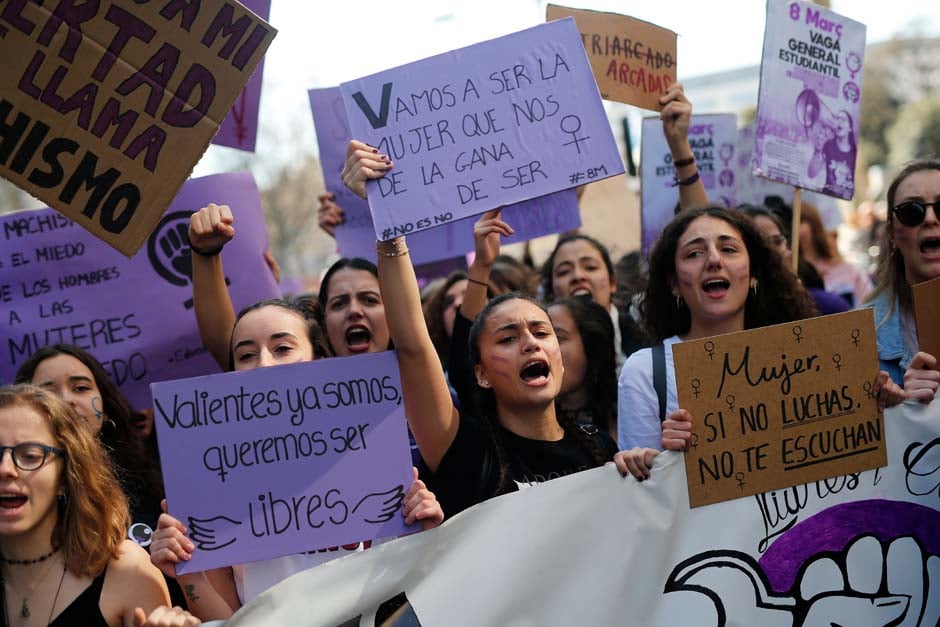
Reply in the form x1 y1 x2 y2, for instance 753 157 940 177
754 0 866 200
913 276 940 361
309 87 581 264
340 18 622 241
213 0 271 152
0 0 276 256
151 351 415 573
673 309 886 507
545 4 677 110
640 114 737 251
0 172 279 409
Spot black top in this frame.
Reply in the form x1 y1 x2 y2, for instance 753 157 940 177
429 411 617 517
49 567 108 627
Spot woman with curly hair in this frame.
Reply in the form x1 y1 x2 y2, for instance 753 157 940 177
0 384 186 626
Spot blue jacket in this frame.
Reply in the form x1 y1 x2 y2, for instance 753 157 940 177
868 291 917 385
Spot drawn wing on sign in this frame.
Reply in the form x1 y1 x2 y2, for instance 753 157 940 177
665 535 937 627
903 438 940 498
187 515 242 551
352 485 405 524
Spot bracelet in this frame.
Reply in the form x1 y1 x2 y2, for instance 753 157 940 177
187 233 223 257
376 238 409 257
467 277 489 288
673 171 700 187
672 155 695 168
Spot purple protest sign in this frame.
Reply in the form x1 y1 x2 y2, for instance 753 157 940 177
150 351 415 573
0 172 279 409
212 0 271 152
640 114 737 252
310 87 582 264
754 0 866 200
339 18 621 241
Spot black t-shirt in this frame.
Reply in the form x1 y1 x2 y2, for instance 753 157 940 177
429 412 618 517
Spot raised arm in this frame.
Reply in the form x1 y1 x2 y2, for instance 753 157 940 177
660 83 708 210
342 140 459 472
189 204 237 370
461 209 512 320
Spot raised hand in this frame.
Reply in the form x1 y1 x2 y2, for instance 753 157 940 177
341 139 392 199
659 82 692 152
472 209 513 269
188 203 235 255
317 192 346 237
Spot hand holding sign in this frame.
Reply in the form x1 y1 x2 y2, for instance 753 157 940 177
659 84 693 153
343 140 393 201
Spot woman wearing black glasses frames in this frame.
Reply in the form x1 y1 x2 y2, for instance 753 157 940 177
864 159 940 403
0 385 199 626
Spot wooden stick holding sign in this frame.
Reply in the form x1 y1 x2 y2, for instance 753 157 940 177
791 187 802 272
673 309 886 508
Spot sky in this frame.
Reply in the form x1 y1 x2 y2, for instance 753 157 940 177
195 0 940 179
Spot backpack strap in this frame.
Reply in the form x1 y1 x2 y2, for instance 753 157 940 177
652 342 667 423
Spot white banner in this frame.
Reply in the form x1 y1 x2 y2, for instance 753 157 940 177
225 400 940 626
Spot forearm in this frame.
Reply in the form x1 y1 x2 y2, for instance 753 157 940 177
668 137 708 209
177 571 237 621
192 254 236 369
461 260 492 321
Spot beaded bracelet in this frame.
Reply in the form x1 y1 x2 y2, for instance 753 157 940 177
672 156 695 168
376 238 409 257
673 171 700 187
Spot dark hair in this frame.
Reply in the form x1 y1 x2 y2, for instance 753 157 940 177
548 298 617 434
740 204 790 245
799 202 835 260
641 206 817 343
317 257 378 309
468 293 609 494
231 298 332 369
490 255 537 296
867 158 940 322
540 234 615 303
14 344 165 514
424 270 471 362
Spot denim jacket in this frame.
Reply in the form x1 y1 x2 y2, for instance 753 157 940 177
868 291 917 385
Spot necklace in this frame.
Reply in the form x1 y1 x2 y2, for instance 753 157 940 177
0 550 56 566
1 554 65 623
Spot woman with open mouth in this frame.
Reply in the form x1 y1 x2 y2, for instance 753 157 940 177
0 384 188 626
342 143 619 518
318 258 391 357
863 159 940 403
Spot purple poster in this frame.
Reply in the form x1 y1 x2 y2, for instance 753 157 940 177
309 87 582 264
339 18 621 241
151 351 415 573
212 0 271 151
754 0 866 200
640 114 737 252
0 172 280 409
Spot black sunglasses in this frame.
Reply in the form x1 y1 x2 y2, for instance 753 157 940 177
891 200 937 227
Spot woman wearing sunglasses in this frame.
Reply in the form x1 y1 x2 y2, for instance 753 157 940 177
864 159 940 402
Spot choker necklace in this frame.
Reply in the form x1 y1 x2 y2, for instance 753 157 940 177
1 554 66 623
0 548 57 565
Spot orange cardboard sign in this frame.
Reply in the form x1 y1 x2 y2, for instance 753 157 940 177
0 1 276 257
913 276 940 361
546 4 676 110
672 309 886 508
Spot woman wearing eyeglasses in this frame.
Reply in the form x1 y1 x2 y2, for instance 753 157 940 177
864 159 940 403
0 385 200 626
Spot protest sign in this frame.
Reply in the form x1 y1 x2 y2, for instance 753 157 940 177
309 87 581 264
213 0 270 152
0 0 276 256
340 18 622 241
545 4 676 110
225 402 939 626
672 309 885 507
640 114 737 251
754 0 866 200
0 172 279 409
913 276 940 362
151 351 415 574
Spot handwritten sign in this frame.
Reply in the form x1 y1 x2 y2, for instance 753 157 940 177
913 276 940 361
0 172 279 409
673 309 886 508
151 351 415 573
309 87 581 264
212 0 270 152
545 4 676 110
339 18 622 241
754 0 866 200
0 0 276 256
640 114 737 252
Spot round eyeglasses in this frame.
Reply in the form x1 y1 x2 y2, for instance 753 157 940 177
0 443 64 471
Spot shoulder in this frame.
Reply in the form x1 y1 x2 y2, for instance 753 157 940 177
107 540 167 592
620 346 653 380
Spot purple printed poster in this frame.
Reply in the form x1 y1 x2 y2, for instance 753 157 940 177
309 87 582 264
150 351 415 573
212 0 271 152
754 0 866 200
339 18 621 241
0 172 280 409
640 114 737 251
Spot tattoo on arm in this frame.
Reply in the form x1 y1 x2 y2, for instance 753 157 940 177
184 584 201 604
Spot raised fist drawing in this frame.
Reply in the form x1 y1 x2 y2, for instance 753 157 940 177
159 221 193 282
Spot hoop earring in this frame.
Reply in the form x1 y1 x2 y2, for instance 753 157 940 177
675 294 683 309
751 281 758 296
